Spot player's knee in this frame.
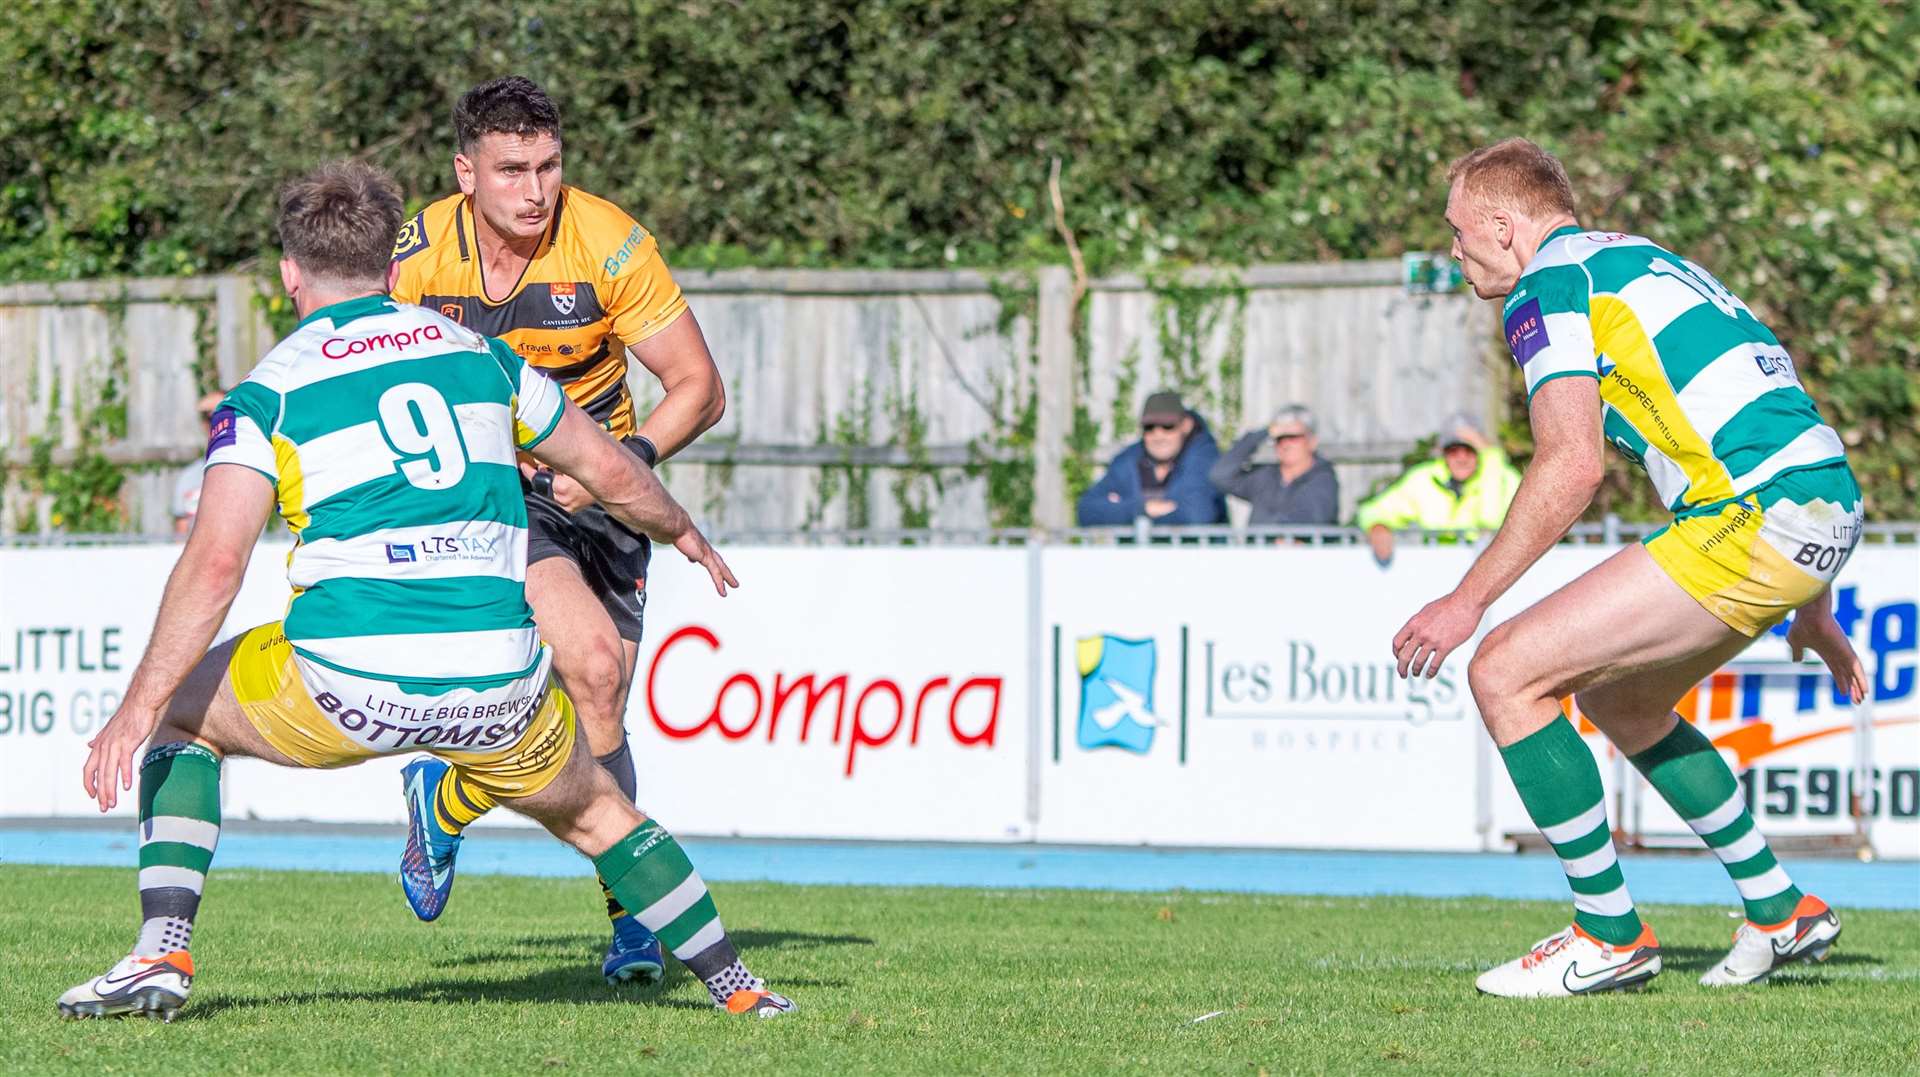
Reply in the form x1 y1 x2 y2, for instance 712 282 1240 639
1466 627 1518 707
560 642 627 724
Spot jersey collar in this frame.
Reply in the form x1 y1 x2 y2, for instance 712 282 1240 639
297 293 394 329
1536 224 1583 253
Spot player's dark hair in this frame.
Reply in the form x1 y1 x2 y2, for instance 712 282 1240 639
1447 138 1577 219
276 160 405 286
454 75 563 153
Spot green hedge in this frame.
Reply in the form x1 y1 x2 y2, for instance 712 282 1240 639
4 0 1916 515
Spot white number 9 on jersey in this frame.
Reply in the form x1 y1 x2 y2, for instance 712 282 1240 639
377 382 468 490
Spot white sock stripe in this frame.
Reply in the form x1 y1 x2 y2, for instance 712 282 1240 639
141 816 221 851
1539 802 1609 846
138 866 205 893
635 872 708 930
1571 884 1636 919
1686 789 1748 836
670 917 725 961
1733 865 1794 902
1713 826 1769 866
1560 843 1619 880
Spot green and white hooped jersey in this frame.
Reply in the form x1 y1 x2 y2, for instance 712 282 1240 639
207 295 565 687
1504 228 1847 514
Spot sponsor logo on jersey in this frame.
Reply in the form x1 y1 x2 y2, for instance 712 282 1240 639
550 281 577 315
385 543 418 564
206 407 239 454
439 302 465 324
321 324 444 359
1505 297 1549 366
603 225 647 278
390 213 429 262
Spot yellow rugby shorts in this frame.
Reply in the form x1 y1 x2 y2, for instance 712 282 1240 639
1643 463 1864 637
225 622 578 801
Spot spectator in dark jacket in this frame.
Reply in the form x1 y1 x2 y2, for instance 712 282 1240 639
1076 390 1226 526
1209 404 1340 526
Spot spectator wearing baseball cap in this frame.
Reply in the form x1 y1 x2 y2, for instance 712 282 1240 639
1075 390 1225 527
1354 412 1521 564
1209 404 1340 528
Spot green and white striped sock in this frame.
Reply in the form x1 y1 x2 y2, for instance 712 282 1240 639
594 819 759 1004
1631 718 1802 924
1501 716 1644 945
135 742 222 956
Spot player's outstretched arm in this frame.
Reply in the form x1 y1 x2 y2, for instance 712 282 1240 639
83 464 274 810
527 398 738 596
1393 377 1602 677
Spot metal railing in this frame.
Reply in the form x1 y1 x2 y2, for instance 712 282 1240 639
5 519 1919 548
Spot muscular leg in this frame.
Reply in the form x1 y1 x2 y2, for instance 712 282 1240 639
1576 632 1810 925
111 633 291 967
497 736 784 1012
1469 544 1748 747
527 557 633 758
1467 545 1747 947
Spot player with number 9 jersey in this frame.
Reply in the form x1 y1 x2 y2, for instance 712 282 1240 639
209 294 568 768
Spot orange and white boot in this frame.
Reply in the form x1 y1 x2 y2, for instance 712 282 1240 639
1700 894 1840 987
1475 922 1662 998
723 988 795 1017
57 951 193 1021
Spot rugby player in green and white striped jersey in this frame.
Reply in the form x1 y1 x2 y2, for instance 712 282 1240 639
58 161 792 1022
1393 139 1869 998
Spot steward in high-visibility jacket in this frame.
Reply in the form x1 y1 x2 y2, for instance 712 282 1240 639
1356 416 1522 562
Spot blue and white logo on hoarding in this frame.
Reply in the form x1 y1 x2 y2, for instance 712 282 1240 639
1076 635 1161 753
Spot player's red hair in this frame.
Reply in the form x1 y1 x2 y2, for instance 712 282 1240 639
1447 138 1577 218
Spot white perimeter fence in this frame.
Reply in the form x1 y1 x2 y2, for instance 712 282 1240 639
2 527 1915 859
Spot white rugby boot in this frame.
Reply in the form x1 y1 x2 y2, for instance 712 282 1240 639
57 951 193 1021
1475 922 1662 998
1700 894 1841 987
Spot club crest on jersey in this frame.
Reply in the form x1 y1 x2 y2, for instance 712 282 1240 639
1505 297 1549 367
550 281 576 316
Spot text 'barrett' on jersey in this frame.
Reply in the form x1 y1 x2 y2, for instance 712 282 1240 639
204 295 566 685
388 186 688 439
1503 228 1846 514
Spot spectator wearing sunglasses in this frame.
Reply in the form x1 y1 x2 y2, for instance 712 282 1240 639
1209 404 1340 528
1075 390 1225 527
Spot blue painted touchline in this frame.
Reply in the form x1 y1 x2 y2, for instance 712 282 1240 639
3 827 1915 910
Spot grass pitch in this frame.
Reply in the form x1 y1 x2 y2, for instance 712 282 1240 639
4 864 1918 1074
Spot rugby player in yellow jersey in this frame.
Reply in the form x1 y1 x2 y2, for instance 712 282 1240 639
1393 139 1870 997
388 76 723 984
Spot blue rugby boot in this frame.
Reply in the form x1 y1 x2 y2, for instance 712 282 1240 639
399 757 462 921
601 895 666 985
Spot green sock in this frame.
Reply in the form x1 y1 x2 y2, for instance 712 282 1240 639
1501 716 1644 945
1630 718 1803 924
135 742 223 955
593 820 738 979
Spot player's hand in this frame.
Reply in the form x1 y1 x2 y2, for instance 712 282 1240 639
1392 590 1485 679
673 525 740 597
549 472 593 513
1786 607 1868 705
82 702 162 813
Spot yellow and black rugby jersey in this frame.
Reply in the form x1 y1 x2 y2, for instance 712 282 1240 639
389 186 688 438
